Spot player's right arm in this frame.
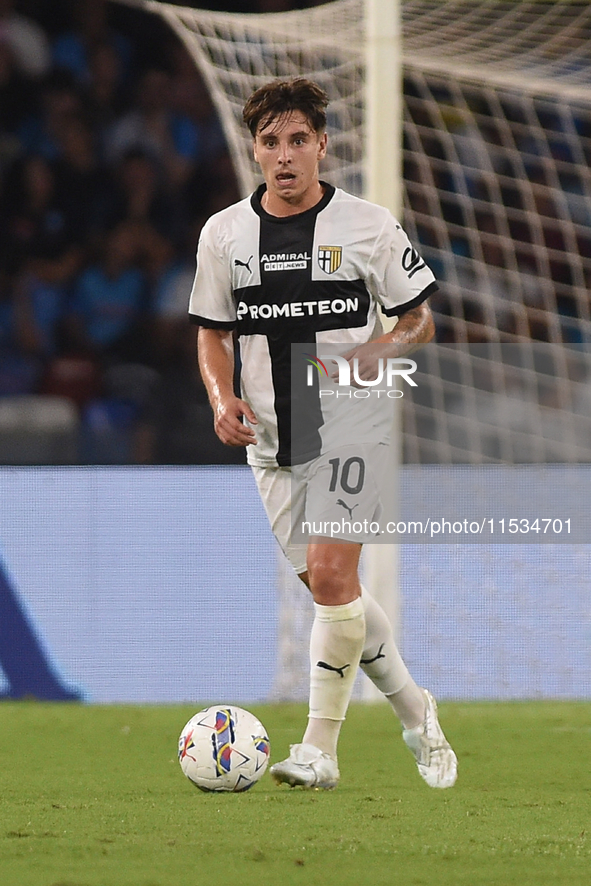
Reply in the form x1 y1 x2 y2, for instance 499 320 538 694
197 327 257 448
190 214 258 448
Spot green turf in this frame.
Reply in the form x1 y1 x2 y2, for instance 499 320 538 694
0 701 589 886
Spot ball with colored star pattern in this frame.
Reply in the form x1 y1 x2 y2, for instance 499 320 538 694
178 705 270 792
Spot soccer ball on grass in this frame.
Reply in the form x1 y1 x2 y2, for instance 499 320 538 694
178 705 270 793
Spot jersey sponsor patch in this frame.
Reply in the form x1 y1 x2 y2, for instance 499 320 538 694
236 296 360 320
318 245 342 274
261 252 311 271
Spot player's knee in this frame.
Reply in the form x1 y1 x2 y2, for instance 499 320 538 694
306 557 356 604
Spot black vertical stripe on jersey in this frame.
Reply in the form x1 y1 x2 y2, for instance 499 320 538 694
256 202 324 467
243 184 370 467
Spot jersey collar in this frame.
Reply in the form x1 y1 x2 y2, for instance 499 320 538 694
251 181 335 223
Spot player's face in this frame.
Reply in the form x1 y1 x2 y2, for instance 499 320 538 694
253 111 327 214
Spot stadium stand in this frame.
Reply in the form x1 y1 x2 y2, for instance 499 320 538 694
0 0 248 464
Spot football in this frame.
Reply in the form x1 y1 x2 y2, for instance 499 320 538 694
178 705 270 793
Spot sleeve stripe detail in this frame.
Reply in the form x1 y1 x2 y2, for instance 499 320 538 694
381 281 439 318
189 314 236 330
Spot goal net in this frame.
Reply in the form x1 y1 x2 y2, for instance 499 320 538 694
401 0 591 464
117 0 366 199
110 0 591 700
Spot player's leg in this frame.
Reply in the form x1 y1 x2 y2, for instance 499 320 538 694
359 585 425 727
288 444 425 728
270 539 365 789
301 540 365 754
251 463 456 788
298 439 457 789
359 584 457 788
291 572 424 725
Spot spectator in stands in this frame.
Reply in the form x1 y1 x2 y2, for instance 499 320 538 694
66 221 162 465
87 40 129 137
168 41 226 167
0 0 50 79
12 248 70 366
51 0 131 88
18 67 83 161
2 153 81 280
104 67 202 192
164 40 238 221
53 114 114 248
2 150 82 397
0 36 34 149
0 211 82 399
200 150 241 217
107 146 183 246
0 266 39 395
143 218 243 464
148 221 199 371
66 221 147 363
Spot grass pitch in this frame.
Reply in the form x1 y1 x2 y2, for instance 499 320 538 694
0 702 589 886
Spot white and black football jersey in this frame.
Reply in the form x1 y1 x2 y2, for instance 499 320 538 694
189 183 437 467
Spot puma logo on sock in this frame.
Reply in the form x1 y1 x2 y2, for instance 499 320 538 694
360 643 386 665
317 660 350 679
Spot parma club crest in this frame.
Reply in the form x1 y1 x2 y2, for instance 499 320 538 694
318 245 342 274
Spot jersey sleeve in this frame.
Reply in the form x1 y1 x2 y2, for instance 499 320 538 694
367 213 438 317
188 217 236 329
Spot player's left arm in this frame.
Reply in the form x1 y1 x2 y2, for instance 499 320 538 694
344 301 434 380
378 300 435 350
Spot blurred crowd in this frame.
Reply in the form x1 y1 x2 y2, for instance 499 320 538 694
0 0 285 464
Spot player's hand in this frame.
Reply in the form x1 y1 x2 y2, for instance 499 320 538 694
337 342 406 386
212 395 258 447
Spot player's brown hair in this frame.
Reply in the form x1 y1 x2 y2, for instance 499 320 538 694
242 78 329 136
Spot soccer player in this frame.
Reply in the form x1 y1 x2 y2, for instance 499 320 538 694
190 78 457 790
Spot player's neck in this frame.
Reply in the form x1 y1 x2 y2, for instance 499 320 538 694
261 180 325 217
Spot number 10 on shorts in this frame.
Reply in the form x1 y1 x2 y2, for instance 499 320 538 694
328 456 365 495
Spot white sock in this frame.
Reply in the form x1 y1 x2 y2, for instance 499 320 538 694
302 597 365 759
359 586 409 694
385 681 426 730
301 717 342 761
360 586 426 729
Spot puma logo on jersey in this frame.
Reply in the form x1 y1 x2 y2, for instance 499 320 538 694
234 255 253 273
317 661 350 679
336 499 358 521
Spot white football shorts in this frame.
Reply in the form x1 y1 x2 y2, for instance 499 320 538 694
251 441 393 575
